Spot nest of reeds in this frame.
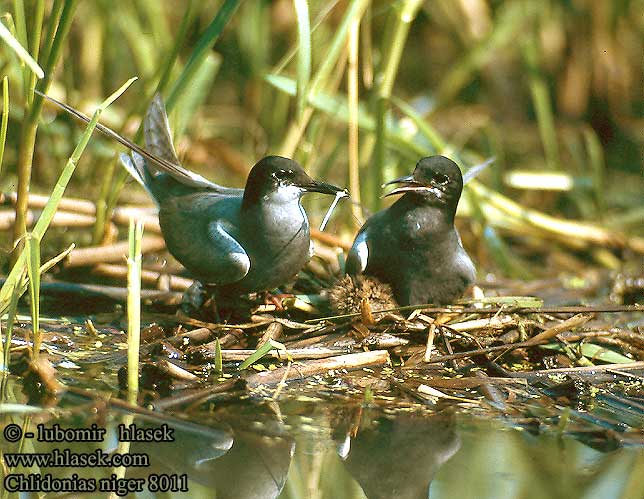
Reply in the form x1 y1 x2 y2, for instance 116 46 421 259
328 275 398 316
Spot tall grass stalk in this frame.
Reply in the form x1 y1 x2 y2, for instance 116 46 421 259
108 417 133 499
153 0 195 104
293 0 311 121
0 19 43 80
368 0 423 210
126 219 143 405
278 0 369 157
95 0 239 245
166 0 241 110
347 15 362 222
0 73 133 383
25 236 41 361
0 77 8 176
25 0 45 105
12 0 78 263
0 78 137 315
582 127 606 218
0 272 24 400
522 34 560 170
360 2 373 89
92 2 195 245
11 0 27 54
37 0 64 71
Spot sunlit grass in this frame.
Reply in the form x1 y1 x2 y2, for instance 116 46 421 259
0 0 641 292
0 79 136 395
126 218 143 405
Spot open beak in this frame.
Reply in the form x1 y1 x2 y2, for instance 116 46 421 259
382 174 438 198
382 174 414 188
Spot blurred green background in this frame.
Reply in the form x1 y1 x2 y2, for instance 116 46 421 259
0 0 642 277
1 3 643 497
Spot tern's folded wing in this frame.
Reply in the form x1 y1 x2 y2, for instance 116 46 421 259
204 220 252 285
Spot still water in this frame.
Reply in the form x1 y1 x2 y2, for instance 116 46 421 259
2 395 643 499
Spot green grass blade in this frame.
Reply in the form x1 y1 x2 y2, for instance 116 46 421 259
0 76 8 175
266 73 426 158
272 0 340 76
12 0 28 98
214 338 223 373
25 235 41 361
293 0 311 120
29 0 77 121
26 0 45 106
267 74 375 129
347 14 361 220
541 342 633 365
0 78 137 315
127 218 144 405
309 0 369 96
522 34 559 169
578 343 633 364
166 0 241 111
170 53 221 139
12 0 27 48
0 19 44 78
239 340 289 371
36 0 63 72
390 95 447 153
154 0 195 97
1 271 25 399
377 0 423 97
14 0 77 258
582 127 606 218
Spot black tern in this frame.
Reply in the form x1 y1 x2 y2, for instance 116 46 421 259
345 155 478 306
123 96 347 297
38 92 346 300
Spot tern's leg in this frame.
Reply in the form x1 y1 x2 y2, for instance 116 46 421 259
260 290 298 311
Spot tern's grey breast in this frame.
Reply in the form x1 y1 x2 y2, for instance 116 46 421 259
235 198 311 292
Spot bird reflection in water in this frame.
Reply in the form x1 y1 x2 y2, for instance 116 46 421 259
128 405 458 499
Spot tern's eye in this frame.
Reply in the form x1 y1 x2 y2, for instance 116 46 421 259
433 173 449 186
273 169 293 181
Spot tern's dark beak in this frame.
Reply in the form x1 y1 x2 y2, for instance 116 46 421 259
301 178 348 196
382 174 436 198
382 174 414 187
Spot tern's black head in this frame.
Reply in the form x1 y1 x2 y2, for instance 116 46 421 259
384 156 463 211
243 155 344 206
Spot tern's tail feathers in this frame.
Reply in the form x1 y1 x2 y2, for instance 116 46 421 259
119 152 155 197
144 93 182 170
